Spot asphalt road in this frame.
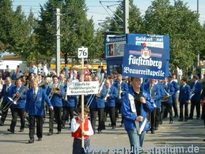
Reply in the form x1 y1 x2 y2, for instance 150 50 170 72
0 111 205 154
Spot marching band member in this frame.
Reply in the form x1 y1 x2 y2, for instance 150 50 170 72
121 77 154 152
25 79 53 143
178 77 191 121
113 74 129 126
47 75 64 135
104 79 118 129
86 76 106 134
62 78 78 128
156 79 165 126
0 77 15 126
189 75 202 119
144 79 161 134
168 75 179 118
8 78 27 133
161 77 175 124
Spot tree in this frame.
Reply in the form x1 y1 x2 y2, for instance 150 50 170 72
99 0 144 34
35 0 95 65
34 0 59 62
0 0 29 53
144 0 203 70
61 0 94 64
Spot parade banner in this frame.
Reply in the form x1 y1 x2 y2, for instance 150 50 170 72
105 35 126 58
67 81 99 95
122 45 167 80
127 34 170 60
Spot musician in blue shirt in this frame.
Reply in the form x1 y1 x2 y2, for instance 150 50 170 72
121 77 154 153
113 74 129 126
47 75 64 135
0 77 15 126
25 79 53 143
8 78 27 133
62 78 78 128
189 75 202 119
168 75 179 118
104 79 118 129
161 78 175 124
178 77 190 121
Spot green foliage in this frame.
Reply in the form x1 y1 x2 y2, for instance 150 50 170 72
144 0 203 70
100 0 143 34
0 0 29 52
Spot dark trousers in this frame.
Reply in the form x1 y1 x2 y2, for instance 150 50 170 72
155 108 161 128
62 106 74 127
72 138 90 154
49 107 62 132
150 108 156 132
202 104 205 125
172 98 178 116
162 101 168 119
29 115 43 139
190 100 200 118
115 102 121 118
90 108 97 133
98 108 105 131
161 102 166 123
165 103 173 121
10 108 25 131
179 102 188 120
0 101 11 124
108 107 116 127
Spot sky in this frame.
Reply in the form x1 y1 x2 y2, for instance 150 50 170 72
12 0 205 28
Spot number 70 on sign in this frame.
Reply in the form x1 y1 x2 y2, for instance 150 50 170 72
78 47 88 58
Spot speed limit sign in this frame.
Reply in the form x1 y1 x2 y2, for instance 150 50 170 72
78 47 88 58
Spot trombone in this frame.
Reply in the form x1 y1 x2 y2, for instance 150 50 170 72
2 87 27 112
48 83 61 100
86 78 105 107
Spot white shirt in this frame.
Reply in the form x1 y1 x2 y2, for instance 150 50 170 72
71 116 94 136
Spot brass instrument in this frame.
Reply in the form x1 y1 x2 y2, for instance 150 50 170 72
86 79 105 107
104 87 110 102
38 82 47 87
0 96 4 110
2 87 27 112
118 84 122 99
95 79 106 98
190 86 195 100
48 83 61 100
63 83 68 101
161 88 171 102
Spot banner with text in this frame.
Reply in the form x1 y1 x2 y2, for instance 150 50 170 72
122 45 168 80
67 81 99 95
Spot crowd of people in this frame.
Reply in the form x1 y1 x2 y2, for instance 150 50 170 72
0 63 205 153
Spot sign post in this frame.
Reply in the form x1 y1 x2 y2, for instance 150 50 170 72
77 47 88 149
